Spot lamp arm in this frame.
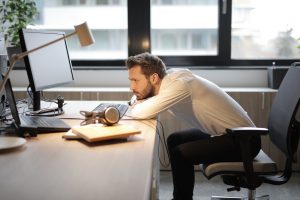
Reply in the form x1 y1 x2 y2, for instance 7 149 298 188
16 31 76 60
0 31 76 94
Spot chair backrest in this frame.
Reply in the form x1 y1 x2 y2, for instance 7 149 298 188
268 65 300 159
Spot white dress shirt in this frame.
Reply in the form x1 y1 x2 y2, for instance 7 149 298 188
130 68 255 136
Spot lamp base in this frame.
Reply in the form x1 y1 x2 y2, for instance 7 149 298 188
0 136 26 151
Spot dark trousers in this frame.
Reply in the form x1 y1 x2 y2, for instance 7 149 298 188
167 128 261 200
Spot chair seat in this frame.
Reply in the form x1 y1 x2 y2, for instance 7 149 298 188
202 150 278 179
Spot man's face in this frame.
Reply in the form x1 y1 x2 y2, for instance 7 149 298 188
128 65 155 100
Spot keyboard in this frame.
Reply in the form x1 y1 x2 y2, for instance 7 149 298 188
92 103 129 118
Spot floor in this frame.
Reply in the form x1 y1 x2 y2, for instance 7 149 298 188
159 170 300 200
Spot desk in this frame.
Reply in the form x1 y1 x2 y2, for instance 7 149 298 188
0 101 159 200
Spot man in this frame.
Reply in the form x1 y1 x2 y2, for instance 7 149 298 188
126 52 261 200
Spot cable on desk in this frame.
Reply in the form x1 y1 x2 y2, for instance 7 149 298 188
156 119 170 168
122 116 170 168
0 97 14 125
0 94 6 117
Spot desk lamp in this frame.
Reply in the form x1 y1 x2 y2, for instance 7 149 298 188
0 22 95 151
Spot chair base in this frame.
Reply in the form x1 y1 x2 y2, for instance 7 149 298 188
211 194 269 200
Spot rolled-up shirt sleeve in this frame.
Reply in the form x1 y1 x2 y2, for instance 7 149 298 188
130 79 190 119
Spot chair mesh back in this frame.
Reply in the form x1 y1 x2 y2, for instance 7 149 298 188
268 66 300 158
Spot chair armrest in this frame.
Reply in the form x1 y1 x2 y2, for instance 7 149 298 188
226 127 269 137
225 127 268 190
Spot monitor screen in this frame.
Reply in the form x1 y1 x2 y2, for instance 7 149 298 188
19 29 74 111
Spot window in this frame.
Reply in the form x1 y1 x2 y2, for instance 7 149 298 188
232 0 300 60
34 0 127 64
31 0 299 68
151 0 219 56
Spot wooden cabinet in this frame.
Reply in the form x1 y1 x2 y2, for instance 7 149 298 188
226 91 276 165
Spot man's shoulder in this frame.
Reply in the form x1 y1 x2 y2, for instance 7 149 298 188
167 68 192 74
166 68 194 80
162 68 193 90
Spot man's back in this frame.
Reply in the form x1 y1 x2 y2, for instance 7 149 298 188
160 68 254 135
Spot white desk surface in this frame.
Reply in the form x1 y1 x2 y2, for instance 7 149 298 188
0 101 158 200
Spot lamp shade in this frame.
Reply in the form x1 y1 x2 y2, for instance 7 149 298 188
74 22 95 46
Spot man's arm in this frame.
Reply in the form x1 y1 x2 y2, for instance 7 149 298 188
129 80 190 119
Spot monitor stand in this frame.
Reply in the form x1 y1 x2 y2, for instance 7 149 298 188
28 90 64 117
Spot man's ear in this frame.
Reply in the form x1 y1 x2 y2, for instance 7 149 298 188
150 73 160 85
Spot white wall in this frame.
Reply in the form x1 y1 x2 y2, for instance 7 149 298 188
9 68 268 88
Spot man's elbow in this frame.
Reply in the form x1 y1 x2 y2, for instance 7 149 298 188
130 110 157 119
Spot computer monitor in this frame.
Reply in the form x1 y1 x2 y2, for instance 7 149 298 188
19 29 74 111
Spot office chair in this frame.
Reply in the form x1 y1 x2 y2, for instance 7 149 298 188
201 64 300 200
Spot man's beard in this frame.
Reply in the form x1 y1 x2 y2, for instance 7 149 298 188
135 82 155 100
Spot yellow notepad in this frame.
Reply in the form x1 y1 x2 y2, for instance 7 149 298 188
70 123 141 142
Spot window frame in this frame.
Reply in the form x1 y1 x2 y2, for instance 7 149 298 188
38 0 300 69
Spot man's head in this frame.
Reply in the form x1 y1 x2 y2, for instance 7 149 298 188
125 52 167 100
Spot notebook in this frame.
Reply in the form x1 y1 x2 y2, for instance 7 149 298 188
69 123 141 142
4 78 71 134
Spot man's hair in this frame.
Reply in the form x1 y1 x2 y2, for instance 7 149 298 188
125 52 167 79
